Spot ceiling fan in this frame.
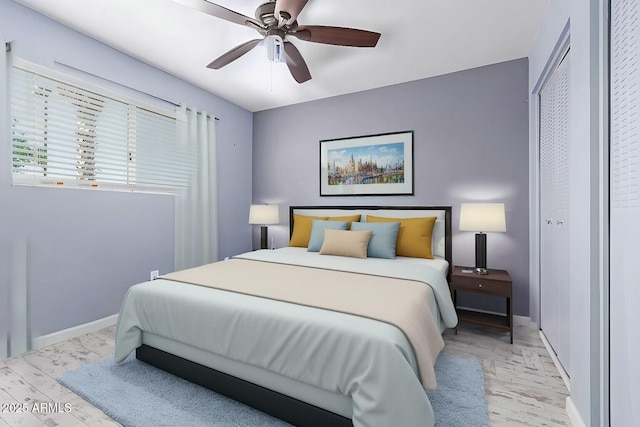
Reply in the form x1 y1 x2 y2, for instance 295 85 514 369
174 0 381 83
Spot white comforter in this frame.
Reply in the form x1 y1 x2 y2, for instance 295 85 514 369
114 248 458 427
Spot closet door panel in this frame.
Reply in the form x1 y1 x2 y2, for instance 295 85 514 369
539 51 570 374
539 79 558 350
610 0 640 423
553 59 570 372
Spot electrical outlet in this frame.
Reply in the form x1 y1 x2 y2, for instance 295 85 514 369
150 270 159 280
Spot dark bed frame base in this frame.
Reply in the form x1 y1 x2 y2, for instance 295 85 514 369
136 345 353 427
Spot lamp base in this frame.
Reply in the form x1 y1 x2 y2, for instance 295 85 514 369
260 226 268 250
474 267 488 275
475 232 487 270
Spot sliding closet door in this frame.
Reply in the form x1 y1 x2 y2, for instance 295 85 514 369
539 51 570 374
610 0 640 424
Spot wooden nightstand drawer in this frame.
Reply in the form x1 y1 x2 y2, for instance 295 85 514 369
451 275 510 296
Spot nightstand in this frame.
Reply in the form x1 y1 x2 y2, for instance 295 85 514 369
450 266 513 343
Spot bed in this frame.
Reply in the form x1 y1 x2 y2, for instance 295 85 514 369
114 205 457 427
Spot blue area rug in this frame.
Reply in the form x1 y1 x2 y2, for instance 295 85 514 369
58 352 488 427
426 352 489 427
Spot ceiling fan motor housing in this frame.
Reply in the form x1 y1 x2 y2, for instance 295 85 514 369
255 3 277 25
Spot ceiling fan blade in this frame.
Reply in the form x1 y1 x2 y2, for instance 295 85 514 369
174 0 259 27
284 42 311 84
274 0 309 25
295 26 381 47
207 39 262 69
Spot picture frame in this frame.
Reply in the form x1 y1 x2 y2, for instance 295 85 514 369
319 130 414 196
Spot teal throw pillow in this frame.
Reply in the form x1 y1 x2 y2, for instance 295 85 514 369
307 220 349 252
351 221 401 259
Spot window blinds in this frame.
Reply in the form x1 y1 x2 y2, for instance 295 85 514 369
10 59 195 192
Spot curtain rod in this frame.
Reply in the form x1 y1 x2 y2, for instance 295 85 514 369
53 60 219 121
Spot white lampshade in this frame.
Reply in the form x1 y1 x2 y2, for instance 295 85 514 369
248 204 279 225
459 203 506 232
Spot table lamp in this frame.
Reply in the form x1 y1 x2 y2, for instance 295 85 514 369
249 204 279 249
459 203 506 274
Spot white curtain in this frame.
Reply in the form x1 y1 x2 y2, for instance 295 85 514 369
174 104 218 270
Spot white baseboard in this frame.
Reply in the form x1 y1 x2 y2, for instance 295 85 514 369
455 309 535 330
513 314 535 328
538 331 579 426
523 315 538 330
539 330 571 392
31 314 118 350
566 396 586 427
0 336 6 360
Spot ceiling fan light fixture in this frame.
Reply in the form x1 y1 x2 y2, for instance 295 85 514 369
262 34 285 63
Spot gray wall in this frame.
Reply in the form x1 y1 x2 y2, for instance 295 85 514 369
253 59 530 316
0 1 253 341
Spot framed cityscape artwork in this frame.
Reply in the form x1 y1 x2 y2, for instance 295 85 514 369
319 130 414 196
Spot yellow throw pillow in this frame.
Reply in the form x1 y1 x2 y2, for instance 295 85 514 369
366 215 437 259
319 229 372 259
326 214 361 229
289 214 329 247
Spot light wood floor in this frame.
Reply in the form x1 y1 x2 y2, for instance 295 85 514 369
0 321 571 426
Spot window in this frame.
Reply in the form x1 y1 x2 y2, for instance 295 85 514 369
11 59 195 192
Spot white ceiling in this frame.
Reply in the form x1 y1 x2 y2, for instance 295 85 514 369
16 0 549 112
